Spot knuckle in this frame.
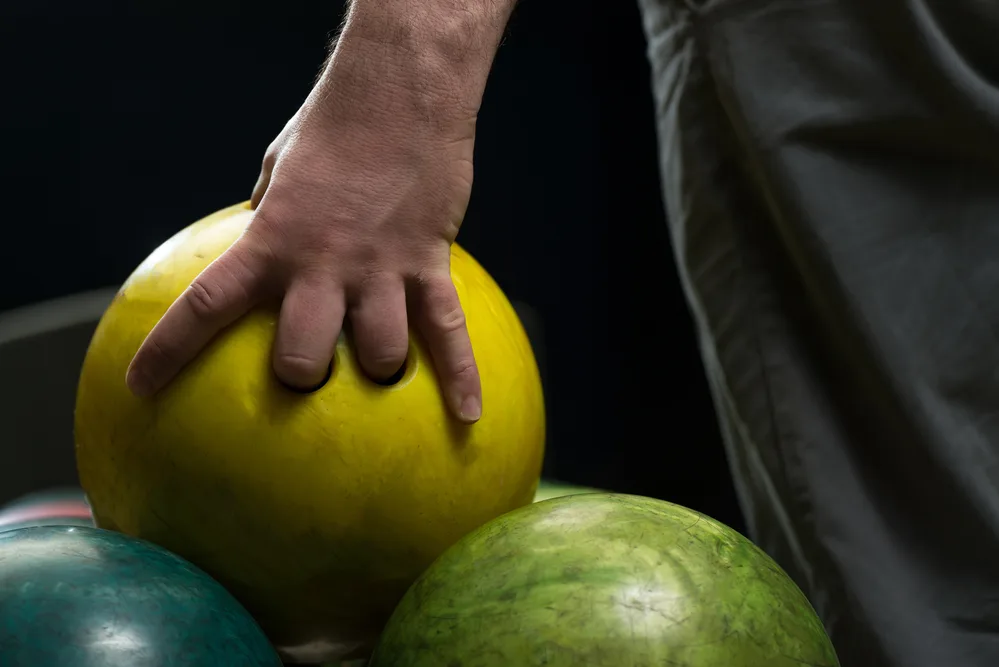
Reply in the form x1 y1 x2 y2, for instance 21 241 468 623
435 305 467 334
230 241 271 282
184 280 223 320
412 269 435 290
417 268 454 291
355 258 388 288
185 256 258 321
450 355 478 381
242 217 283 258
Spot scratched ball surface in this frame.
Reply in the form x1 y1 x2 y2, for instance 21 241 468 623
0 526 281 667
369 494 840 667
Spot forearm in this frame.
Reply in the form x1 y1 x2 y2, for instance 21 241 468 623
319 0 518 125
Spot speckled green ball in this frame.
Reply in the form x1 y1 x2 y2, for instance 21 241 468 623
369 494 839 667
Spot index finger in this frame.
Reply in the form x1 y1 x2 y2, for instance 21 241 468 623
125 239 269 397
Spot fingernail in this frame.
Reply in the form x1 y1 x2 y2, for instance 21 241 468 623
459 395 481 422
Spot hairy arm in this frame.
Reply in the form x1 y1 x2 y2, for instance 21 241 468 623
321 0 518 130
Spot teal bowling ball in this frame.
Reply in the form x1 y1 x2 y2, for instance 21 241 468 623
0 514 94 533
0 526 283 667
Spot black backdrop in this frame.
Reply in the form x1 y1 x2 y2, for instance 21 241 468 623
1 0 744 532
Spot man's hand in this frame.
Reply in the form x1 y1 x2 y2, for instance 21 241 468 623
125 0 517 423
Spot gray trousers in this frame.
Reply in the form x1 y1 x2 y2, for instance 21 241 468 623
637 0 999 664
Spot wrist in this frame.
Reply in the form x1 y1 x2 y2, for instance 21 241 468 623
327 0 516 121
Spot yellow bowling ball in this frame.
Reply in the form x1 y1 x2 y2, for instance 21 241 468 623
74 202 545 664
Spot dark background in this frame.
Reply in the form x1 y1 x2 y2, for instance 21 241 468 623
0 1 743 531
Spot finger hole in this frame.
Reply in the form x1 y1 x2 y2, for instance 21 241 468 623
348 278 409 387
280 360 334 394
371 359 407 387
352 332 418 390
273 277 345 394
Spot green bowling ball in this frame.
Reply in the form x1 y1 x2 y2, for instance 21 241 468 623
0 526 283 667
369 494 839 667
